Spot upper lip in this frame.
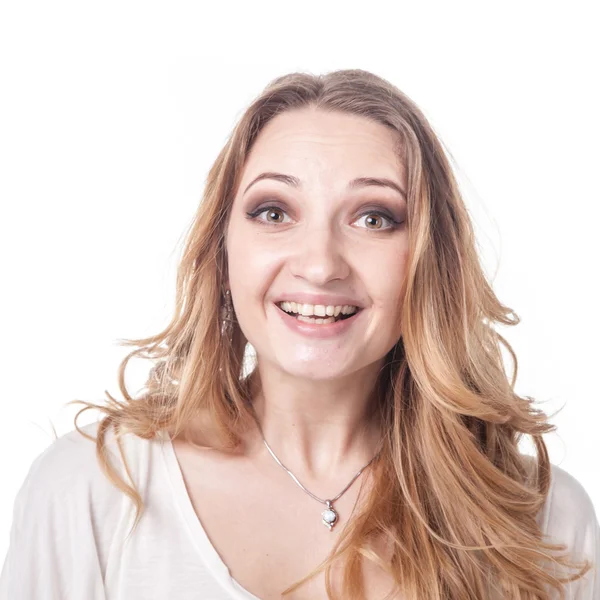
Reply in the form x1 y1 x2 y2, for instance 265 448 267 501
274 293 364 308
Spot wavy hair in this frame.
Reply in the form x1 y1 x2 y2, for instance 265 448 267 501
68 69 593 599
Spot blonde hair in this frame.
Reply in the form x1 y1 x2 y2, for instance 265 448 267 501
68 69 593 599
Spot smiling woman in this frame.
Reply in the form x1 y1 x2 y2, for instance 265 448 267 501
225 108 409 393
1 70 598 600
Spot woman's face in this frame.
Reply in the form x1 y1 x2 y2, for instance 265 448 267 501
225 107 409 380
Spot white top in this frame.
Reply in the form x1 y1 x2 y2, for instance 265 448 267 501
1 420 598 599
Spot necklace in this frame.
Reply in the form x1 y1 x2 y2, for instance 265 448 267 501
260 431 384 531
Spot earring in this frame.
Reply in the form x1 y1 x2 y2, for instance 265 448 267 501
220 288 234 338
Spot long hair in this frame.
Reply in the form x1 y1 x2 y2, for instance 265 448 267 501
67 69 593 599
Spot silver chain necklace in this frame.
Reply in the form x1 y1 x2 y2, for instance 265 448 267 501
259 431 384 531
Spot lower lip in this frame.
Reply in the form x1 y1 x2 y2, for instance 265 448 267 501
274 304 364 339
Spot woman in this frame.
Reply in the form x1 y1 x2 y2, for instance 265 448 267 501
1 69 597 599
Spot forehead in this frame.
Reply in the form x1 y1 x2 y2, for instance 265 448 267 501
241 108 404 183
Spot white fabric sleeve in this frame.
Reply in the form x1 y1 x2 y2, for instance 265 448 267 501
543 464 600 599
0 434 112 600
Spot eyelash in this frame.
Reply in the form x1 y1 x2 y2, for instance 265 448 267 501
245 204 404 232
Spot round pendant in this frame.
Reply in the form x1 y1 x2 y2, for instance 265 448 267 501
321 502 338 531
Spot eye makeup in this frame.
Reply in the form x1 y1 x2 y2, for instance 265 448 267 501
245 200 405 232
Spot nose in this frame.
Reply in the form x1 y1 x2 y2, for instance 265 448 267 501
288 222 351 285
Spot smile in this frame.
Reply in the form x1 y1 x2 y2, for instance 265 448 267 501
277 301 360 325
276 301 360 325
275 302 364 338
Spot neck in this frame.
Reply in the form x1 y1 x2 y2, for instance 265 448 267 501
243 359 385 481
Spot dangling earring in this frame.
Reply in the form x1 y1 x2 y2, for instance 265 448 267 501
220 288 234 338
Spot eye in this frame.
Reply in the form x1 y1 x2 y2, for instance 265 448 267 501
245 204 404 231
245 205 292 225
354 210 401 231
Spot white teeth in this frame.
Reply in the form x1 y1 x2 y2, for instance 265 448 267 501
278 301 359 317
301 303 314 316
297 315 336 325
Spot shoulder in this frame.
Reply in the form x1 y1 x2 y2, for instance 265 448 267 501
536 463 600 596
13 419 156 519
1 422 154 595
25 420 104 481
1 421 169 596
542 463 598 534
22 420 122 494
521 455 597 534
538 462 599 562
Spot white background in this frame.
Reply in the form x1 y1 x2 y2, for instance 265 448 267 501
0 0 598 563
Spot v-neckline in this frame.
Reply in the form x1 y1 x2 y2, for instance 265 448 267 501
158 429 263 600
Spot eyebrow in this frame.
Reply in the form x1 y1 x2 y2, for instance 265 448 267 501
243 172 407 199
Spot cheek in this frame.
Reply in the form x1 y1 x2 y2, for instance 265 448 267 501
229 241 281 280
363 242 408 307
228 211 293 264
226 227 283 305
